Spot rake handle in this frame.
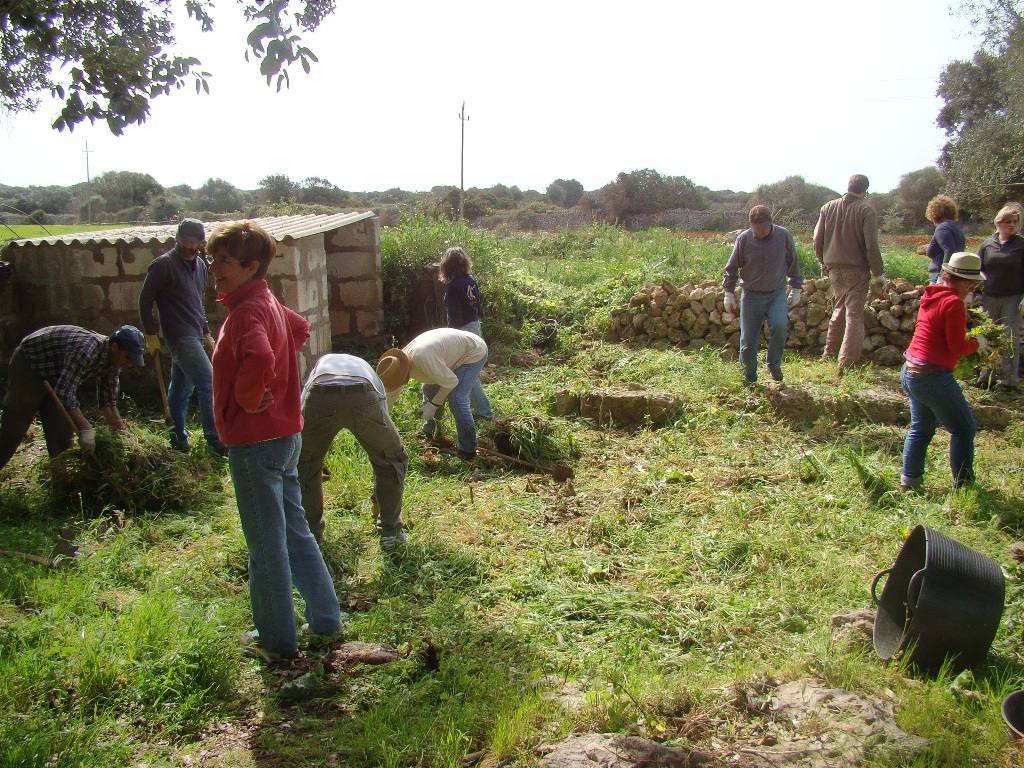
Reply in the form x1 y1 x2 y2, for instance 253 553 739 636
152 353 173 426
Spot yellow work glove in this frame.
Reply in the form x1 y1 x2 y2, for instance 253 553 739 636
203 332 215 353
145 334 161 354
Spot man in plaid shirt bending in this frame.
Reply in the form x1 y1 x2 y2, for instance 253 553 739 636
0 325 145 471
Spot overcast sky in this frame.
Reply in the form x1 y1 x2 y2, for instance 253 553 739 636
0 0 982 196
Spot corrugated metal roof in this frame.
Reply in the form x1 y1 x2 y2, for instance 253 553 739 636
3 212 376 249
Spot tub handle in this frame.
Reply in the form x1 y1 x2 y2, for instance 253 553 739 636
907 569 926 611
871 568 893 604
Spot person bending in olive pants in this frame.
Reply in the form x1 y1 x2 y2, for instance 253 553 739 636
297 354 409 550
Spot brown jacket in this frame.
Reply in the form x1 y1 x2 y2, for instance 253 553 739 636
813 193 884 275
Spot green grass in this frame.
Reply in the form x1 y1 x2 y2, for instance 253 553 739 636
0 221 1016 767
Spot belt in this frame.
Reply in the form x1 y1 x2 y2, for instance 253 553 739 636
904 362 949 377
312 375 375 392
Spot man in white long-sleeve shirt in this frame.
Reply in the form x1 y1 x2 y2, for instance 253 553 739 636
376 328 489 458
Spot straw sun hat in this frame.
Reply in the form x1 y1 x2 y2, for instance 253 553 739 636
942 252 985 282
376 348 411 392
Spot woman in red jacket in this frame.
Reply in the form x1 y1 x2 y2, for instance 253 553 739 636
900 252 988 492
208 221 341 663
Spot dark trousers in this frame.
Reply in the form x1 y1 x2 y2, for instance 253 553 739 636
0 349 75 470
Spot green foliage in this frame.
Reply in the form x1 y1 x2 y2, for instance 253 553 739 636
597 169 708 221
1 0 335 134
257 173 300 204
751 175 839 229
379 210 483 338
195 177 245 213
939 3 1024 215
90 171 163 213
299 176 350 207
896 166 946 228
545 178 585 208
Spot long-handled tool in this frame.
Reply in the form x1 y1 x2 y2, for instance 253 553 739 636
42 380 133 509
0 527 79 568
152 353 173 426
476 445 575 482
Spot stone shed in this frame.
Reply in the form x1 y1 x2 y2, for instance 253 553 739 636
0 213 383 395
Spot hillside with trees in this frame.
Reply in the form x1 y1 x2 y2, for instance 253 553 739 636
0 164 996 237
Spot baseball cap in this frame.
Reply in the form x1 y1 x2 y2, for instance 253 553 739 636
177 218 206 243
111 325 146 366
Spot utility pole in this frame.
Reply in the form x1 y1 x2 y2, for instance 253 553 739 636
458 101 468 220
83 138 94 224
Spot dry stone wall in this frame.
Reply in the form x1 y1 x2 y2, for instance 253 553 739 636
604 277 923 367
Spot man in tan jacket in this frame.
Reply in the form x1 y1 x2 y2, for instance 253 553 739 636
813 174 887 374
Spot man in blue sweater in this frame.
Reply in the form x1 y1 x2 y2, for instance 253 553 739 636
138 218 226 454
723 206 803 387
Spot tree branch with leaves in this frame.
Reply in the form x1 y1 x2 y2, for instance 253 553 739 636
0 0 335 135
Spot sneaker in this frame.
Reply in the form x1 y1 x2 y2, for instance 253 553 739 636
380 531 408 551
768 365 783 382
300 622 345 649
238 630 300 663
899 477 923 493
242 644 300 663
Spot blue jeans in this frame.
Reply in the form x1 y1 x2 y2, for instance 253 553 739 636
228 433 342 655
165 336 224 451
900 366 976 489
740 288 788 381
458 321 495 420
421 355 488 454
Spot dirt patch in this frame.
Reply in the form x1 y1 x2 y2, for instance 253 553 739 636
535 678 927 768
556 381 1018 432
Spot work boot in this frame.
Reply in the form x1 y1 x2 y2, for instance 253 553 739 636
768 365 783 382
380 531 408 551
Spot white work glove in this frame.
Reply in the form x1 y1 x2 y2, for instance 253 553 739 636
787 288 802 309
723 292 738 314
145 334 161 354
419 401 439 421
872 273 888 295
202 332 215 353
78 428 95 455
819 263 829 279
976 335 991 355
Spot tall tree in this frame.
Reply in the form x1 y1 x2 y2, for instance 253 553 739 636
545 179 585 208
299 177 350 207
0 0 335 135
896 167 946 227
196 178 245 213
258 173 299 204
751 176 838 225
937 1 1024 214
598 169 707 221
91 171 163 213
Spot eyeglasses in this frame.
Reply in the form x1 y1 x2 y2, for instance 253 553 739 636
209 255 241 266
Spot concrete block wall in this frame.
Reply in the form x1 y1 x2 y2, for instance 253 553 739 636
0 216 384 403
325 216 383 347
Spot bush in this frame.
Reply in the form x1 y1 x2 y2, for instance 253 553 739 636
701 213 735 232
